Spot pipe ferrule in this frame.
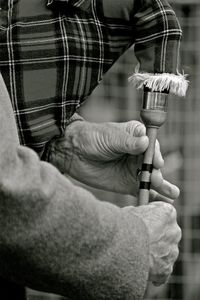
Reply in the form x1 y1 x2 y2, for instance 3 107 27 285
143 91 168 111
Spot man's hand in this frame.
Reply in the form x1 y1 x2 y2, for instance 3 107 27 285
135 202 182 286
48 119 179 200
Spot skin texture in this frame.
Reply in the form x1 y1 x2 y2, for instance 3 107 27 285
48 118 180 202
134 202 182 286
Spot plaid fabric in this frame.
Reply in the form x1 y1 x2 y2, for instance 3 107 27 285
134 0 182 74
0 0 182 155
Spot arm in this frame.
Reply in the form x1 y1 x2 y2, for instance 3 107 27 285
0 73 149 299
44 114 179 202
70 0 182 68
102 0 182 73
101 0 187 93
63 0 186 93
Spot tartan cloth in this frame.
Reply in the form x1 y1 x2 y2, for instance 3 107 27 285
0 0 182 155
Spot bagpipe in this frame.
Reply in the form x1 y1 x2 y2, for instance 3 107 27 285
128 0 189 205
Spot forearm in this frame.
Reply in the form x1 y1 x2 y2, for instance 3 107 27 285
103 0 182 73
0 75 149 299
133 0 182 74
0 158 149 299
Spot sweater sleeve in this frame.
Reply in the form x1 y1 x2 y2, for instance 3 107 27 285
0 73 149 299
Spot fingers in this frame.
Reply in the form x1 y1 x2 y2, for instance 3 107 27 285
106 120 148 155
153 140 164 169
116 134 149 155
119 121 164 168
151 264 173 286
125 121 146 137
123 121 149 155
151 245 180 286
147 203 181 286
134 123 146 137
151 169 180 199
127 122 163 165
116 121 165 159
149 190 175 204
109 121 179 201
152 271 172 286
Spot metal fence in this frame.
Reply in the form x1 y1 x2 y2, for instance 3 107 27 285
28 1 200 300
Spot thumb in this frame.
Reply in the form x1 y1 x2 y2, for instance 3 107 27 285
110 121 148 154
125 121 146 137
114 133 149 155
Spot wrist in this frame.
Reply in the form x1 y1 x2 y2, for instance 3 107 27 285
43 113 85 174
66 113 85 126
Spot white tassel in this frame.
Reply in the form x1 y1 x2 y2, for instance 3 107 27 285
128 69 189 97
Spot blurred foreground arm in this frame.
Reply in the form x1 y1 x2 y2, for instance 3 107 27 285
0 74 148 298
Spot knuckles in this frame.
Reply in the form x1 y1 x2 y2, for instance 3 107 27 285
172 247 180 262
159 202 178 221
152 202 177 220
176 225 182 243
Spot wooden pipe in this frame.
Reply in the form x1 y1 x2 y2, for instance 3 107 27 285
138 89 168 205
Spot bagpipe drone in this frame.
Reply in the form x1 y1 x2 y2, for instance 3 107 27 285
128 0 189 205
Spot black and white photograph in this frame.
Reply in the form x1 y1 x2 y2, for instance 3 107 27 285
0 1 198 299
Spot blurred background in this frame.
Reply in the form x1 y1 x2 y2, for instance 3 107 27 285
28 1 200 299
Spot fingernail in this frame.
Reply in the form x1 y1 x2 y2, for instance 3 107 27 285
174 185 180 198
160 157 165 167
135 136 148 148
135 124 146 136
166 184 180 199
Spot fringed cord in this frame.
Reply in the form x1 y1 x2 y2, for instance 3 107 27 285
128 71 189 97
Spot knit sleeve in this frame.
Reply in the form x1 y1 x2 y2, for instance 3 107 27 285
0 73 149 299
